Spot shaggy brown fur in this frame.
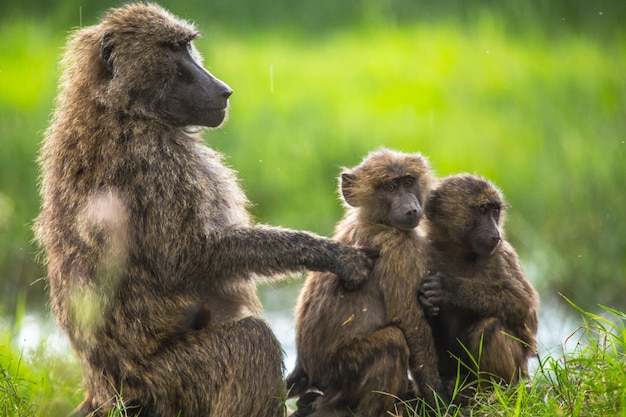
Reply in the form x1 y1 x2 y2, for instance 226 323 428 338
419 174 539 396
35 4 372 416
287 149 447 417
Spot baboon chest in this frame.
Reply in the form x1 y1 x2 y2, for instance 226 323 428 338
374 235 425 320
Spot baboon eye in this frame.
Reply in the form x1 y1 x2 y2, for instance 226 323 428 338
402 177 415 188
479 204 488 214
176 63 194 83
170 40 191 52
383 181 398 192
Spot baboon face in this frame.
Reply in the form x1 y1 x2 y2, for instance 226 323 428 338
341 151 433 231
465 202 502 256
426 174 505 255
158 40 233 127
97 5 232 127
377 175 422 230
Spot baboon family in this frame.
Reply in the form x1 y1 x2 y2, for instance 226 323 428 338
36 3 538 417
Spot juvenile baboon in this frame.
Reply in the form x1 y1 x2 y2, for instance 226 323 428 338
35 4 372 417
287 149 447 417
418 174 539 394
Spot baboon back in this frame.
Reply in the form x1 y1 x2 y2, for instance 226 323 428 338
36 4 371 416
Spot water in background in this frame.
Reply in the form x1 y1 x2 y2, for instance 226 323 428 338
12 280 582 378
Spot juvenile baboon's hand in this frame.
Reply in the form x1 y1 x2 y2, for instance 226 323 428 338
418 272 448 317
333 244 378 290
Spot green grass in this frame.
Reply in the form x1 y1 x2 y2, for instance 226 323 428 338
396 298 626 417
462 300 626 417
1 301 624 416
0 333 82 416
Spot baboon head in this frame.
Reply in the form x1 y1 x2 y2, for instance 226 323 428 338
340 149 434 231
86 3 232 128
425 174 506 256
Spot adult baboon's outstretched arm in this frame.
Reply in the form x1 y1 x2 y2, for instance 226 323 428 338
202 226 373 287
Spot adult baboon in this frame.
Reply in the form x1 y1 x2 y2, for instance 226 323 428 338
35 4 372 417
418 174 539 395
287 149 447 417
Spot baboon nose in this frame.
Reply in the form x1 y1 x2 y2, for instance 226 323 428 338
222 88 233 99
408 208 422 221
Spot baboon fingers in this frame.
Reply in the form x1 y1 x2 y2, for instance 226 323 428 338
286 367 310 398
330 245 376 290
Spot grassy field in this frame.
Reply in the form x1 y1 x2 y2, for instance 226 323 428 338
0 4 625 416
2 300 624 416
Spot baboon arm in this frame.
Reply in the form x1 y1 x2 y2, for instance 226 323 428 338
201 225 371 286
444 273 533 327
402 318 448 404
439 246 537 329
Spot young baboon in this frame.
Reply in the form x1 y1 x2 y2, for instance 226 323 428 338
418 174 539 395
287 149 447 417
35 4 373 417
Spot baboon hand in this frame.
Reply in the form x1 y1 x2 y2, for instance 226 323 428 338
418 272 448 316
333 245 378 290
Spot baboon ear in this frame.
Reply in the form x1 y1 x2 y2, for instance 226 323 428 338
100 32 115 73
341 173 360 207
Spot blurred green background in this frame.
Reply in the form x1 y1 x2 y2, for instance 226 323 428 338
0 0 624 334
